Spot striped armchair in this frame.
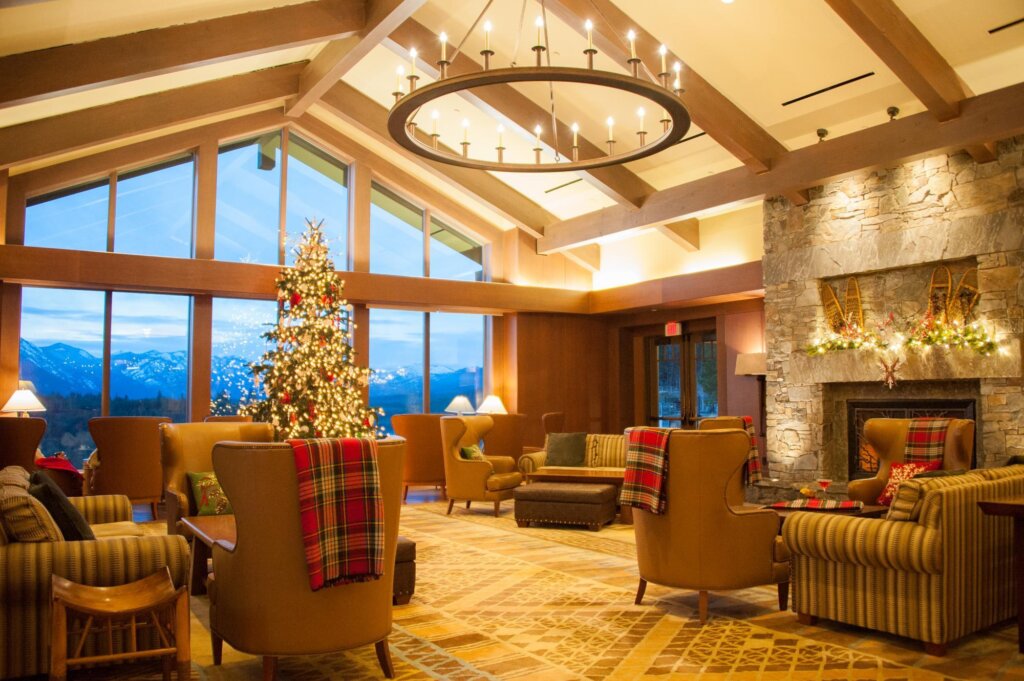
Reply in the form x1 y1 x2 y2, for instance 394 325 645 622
783 465 1024 655
0 491 190 678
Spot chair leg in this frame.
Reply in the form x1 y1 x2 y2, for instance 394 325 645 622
634 578 647 605
403 485 409 502
262 655 277 681
375 639 395 678
697 590 709 624
151 501 160 520
50 600 68 681
777 581 789 612
446 499 455 515
174 588 190 681
211 633 223 665
493 500 501 517
466 500 471 509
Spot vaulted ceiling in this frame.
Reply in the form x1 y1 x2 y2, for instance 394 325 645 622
2 0 1023 285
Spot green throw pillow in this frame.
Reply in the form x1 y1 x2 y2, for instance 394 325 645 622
187 472 233 516
460 445 486 461
546 432 587 467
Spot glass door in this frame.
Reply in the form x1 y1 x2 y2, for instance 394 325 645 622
647 330 718 427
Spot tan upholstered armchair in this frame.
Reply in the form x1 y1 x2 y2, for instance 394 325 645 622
391 414 446 500
440 415 522 517
633 429 789 623
0 417 46 470
159 421 275 534
85 416 170 518
208 438 405 680
482 413 527 463
848 418 975 504
697 416 745 431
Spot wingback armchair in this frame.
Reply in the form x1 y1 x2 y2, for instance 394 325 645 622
85 416 171 518
208 438 405 680
633 429 789 623
697 416 745 430
482 413 527 463
0 417 46 470
848 418 975 504
159 421 275 534
391 414 446 501
440 415 522 517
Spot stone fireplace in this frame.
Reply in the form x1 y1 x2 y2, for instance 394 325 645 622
761 136 1024 489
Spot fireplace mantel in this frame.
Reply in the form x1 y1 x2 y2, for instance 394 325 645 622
787 339 1021 385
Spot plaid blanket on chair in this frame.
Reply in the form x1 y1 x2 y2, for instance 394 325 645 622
904 418 951 464
742 416 764 485
619 427 674 515
288 438 384 592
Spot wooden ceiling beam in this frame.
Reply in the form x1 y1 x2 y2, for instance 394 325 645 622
386 19 655 209
825 0 996 163
544 0 807 207
538 80 1024 253
0 63 304 171
286 0 426 117
563 244 601 273
657 219 699 252
0 0 363 110
318 80 557 235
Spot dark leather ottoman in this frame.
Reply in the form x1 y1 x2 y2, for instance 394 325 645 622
514 482 617 531
393 536 416 605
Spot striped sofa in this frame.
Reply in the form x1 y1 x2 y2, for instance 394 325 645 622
783 465 1024 655
0 467 190 679
517 433 626 475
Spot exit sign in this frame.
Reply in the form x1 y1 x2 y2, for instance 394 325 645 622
665 321 682 337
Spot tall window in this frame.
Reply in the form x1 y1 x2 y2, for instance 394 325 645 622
24 180 109 252
429 313 485 412
114 156 194 258
647 326 718 427
19 287 105 466
215 133 282 265
430 216 483 281
285 134 349 266
211 298 278 415
370 183 424 277
109 293 190 422
369 309 424 433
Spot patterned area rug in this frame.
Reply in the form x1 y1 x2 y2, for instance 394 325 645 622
139 502 1024 679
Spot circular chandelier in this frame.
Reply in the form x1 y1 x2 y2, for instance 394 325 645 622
385 4 691 173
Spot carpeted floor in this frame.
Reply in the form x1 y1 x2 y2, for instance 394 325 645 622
114 501 1024 679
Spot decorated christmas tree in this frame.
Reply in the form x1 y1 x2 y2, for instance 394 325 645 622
241 219 382 438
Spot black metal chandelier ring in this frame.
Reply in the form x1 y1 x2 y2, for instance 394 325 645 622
387 66 691 173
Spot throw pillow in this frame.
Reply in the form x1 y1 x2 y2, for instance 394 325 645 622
187 471 233 516
877 460 942 506
545 432 587 467
28 471 94 541
460 445 486 461
0 483 62 542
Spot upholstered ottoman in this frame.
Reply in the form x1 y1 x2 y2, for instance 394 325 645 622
513 482 617 531
393 536 416 605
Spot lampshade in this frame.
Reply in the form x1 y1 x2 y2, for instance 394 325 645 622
2 389 46 414
475 395 508 415
444 395 474 415
735 352 767 376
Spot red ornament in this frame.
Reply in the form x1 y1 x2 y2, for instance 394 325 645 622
281 393 291 404
290 293 302 306
322 295 332 306
290 413 297 423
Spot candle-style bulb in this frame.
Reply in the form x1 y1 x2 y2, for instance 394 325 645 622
535 16 544 46
637 107 646 131
431 109 439 135
658 44 668 73
533 124 542 146
606 116 615 139
395 65 405 93
571 122 579 146
409 47 418 77
584 19 594 49
439 32 448 61
461 118 470 143
627 30 637 59
483 19 492 51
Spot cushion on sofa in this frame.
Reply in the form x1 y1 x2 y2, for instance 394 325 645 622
0 466 30 489
28 471 94 541
485 472 523 491
91 521 147 538
587 434 626 467
877 460 941 506
546 433 587 467
0 481 62 542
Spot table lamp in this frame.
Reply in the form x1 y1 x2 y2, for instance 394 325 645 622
2 381 46 418
475 395 508 415
444 395 474 415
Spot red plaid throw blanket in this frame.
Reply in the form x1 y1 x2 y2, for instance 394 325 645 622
770 498 864 511
742 416 763 485
288 438 384 592
904 418 951 464
619 427 674 515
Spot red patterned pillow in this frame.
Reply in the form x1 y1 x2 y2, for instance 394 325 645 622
877 460 942 506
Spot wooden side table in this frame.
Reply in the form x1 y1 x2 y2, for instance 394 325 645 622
50 567 190 681
978 498 1024 653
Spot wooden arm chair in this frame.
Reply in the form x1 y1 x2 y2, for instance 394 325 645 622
159 421 275 534
440 415 522 517
391 414 446 501
209 438 405 680
848 418 975 504
633 429 789 623
86 416 170 518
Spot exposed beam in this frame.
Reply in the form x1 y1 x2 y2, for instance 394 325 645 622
825 0 996 163
538 80 1024 252
318 80 557 234
0 63 304 170
544 0 807 206
0 245 590 314
657 219 699 252
0 0 363 110
589 261 764 314
563 244 601 273
386 19 655 209
286 0 426 117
